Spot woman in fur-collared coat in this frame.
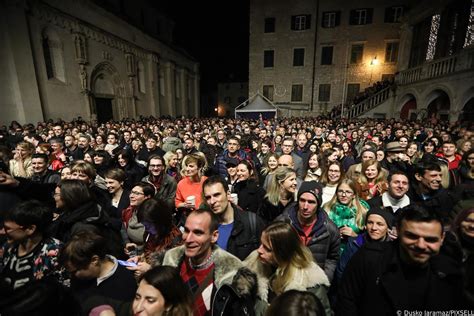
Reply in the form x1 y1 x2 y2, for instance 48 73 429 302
244 222 333 316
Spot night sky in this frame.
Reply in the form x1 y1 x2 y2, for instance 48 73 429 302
162 1 250 93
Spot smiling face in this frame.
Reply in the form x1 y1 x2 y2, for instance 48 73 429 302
105 178 122 194
327 164 341 184
388 174 409 199
267 156 278 170
416 169 442 191
182 212 218 264
129 186 150 206
133 280 167 316
399 220 444 266
364 164 379 181
236 163 251 181
280 172 297 194
185 161 199 178
308 154 319 169
460 212 474 239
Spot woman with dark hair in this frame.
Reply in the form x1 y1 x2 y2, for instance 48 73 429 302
126 199 183 277
133 266 193 316
265 290 326 316
117 149 146 190
49 179 124 258
304 152 322 182
104 168 130 218
233 160 266 214
422 138 439 157
244 222 332 315
320 148 339 173
459 149 474 184
92 149 112 178
340 141 356 172
320 161 344 206
121 182 155 257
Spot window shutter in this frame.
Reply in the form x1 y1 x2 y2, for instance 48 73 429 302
349 10 357 25
366 8 374 24
335 11 341 26
384 7 391 22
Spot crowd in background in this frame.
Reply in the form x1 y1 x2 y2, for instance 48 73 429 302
0 114 473 315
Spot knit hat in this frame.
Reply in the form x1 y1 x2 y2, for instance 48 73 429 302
366 207 395 227
297 181 324 206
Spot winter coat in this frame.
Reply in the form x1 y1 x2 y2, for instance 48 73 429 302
226 204 266 261
276 204 340 282
158 245 258 316
407 184 458 224
336 241 465 316
233 179 266 214
244 250 333 316
214 149 248 179
142 174 177 209
162 136 183 153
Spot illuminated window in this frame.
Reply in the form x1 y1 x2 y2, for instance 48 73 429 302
426 14 440 61
464 1 474 48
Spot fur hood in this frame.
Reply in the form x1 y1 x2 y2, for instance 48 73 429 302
162 245 247 289
244 250 330 303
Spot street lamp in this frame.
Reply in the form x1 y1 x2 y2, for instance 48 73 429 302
369 56 378 85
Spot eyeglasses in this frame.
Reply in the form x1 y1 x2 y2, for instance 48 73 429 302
130 191 145 196
337 190 354 196
149 164 163 168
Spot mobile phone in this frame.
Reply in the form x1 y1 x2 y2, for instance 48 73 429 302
117 260 138 267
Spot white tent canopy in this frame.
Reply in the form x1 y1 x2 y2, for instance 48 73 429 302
235 92 278 119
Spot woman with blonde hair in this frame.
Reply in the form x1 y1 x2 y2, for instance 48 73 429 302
163 150 181 182
258 167 297 223
175 153 208 211
323 179 370 253
244 221 332 316
355 159 388 201
9 141 35 178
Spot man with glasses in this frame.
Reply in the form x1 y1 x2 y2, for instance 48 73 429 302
281 138 303 179
142 155 177 209
1 200 67 291
276 181 340 281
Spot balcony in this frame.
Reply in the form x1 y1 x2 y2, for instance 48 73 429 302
397 47 474 85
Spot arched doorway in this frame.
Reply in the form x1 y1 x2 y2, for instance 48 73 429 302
399 94 417 120
460 98 474 122
90 62 129 122
426 90 450 122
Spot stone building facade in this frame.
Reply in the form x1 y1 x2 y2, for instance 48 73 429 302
217 81 249 117
249 0 412 116
0 0 200 125
346 0 474 122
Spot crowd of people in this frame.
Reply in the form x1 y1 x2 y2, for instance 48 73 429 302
0 114 473 315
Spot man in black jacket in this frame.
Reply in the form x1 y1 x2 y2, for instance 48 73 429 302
202 175 265 261
337 205 464 315
276 181 340 281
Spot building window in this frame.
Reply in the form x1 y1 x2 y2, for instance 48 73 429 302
293 48 305 66
264 50 274 68
291 84 303 102
263 85 274 101
349 9 373 25
322 11 340 28
385 6 404 23
291 15 311 30
464 1 474 48
321 46 334 65
264 17 275 33
381 74 395 82
137 61 146 93
350 44 364 64
426 14 441 61
318 84 331 102
41 29 66 82
347 83 360 103
385 42 399 63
